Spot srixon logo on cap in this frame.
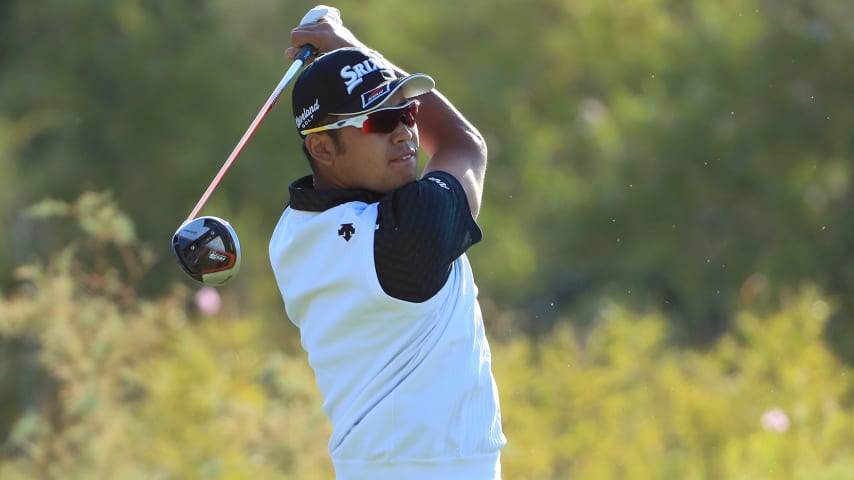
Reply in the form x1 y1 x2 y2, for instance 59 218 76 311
341 58 386 94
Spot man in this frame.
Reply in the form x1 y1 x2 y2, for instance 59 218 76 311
269 12 506 480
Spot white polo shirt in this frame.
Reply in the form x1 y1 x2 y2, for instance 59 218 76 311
269 172 506 479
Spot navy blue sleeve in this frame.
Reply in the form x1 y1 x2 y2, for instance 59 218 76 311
374 171 482 302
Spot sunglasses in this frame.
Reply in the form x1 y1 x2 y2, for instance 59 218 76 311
300 99 420 136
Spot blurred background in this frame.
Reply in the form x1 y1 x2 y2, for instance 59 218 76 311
1 0 853 478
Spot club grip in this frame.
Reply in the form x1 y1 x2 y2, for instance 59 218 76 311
295 44 314 63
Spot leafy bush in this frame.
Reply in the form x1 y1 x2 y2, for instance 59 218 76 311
495 292 854 479
1 193 851 479
0 193 332 479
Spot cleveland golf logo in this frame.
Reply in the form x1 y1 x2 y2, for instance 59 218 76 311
296 99 320 128
341 59 385 94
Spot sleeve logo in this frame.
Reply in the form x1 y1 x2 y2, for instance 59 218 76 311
427 177 450 190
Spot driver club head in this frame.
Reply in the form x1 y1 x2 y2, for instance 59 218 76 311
172 216 241 286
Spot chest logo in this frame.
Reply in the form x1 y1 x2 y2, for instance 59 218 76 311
338 223 356 242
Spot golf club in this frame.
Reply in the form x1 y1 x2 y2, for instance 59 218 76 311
172 5 342 286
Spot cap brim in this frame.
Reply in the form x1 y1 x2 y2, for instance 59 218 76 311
330 74 435 116
394 74 435 103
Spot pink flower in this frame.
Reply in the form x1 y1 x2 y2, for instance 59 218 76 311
760 407 790 433
195 286 222 316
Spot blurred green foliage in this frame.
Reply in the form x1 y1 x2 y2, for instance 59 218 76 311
496 292 854 479
3 0 853 346
2 0 854 477
0 194 333 478
0 194 851 478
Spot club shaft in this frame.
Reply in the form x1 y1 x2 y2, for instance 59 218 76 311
185 47 313 223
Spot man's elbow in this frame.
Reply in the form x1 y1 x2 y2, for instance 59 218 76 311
466 128 488 165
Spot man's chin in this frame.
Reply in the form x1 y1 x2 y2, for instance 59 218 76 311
382 173 418 193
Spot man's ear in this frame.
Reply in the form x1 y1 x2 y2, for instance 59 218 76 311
305 134 336 167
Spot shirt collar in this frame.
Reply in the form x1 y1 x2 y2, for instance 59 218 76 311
287 175 385 211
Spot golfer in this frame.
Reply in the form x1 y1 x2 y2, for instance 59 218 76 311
269 11 506 480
